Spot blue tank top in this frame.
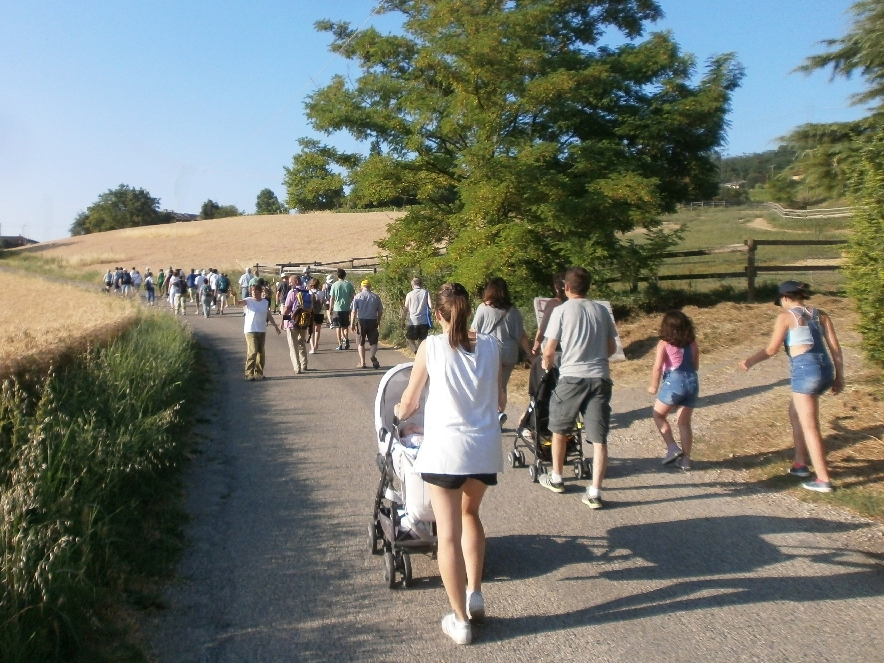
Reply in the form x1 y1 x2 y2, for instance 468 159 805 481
784 307 826 357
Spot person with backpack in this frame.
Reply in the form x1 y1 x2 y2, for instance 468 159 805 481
199 277 214 317
352 279 384 369
308 277 326 353
216 272 231 314
144 270 156 306
281 275 312 374
103 269 113 293
120 268 133 297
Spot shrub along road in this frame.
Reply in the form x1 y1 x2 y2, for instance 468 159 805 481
145 310 884 662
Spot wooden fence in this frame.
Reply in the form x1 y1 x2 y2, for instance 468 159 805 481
762 202 855 219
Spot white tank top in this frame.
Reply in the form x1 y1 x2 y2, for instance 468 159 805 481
412 333 504 475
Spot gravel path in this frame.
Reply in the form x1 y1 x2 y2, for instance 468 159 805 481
143 310 884 662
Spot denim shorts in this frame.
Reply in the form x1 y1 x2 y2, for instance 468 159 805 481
657 371 699 408
790 352 834 395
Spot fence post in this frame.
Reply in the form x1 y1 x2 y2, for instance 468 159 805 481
745 239 756 303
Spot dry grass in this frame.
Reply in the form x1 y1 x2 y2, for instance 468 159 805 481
12 211 403 272
0 272 138 377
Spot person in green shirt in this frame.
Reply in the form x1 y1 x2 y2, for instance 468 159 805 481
328 268 356 350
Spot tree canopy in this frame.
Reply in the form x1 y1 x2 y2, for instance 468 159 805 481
199 200 243 220
70 184 171 235
255 188 289 215
302 0 743 300
283 138 356 212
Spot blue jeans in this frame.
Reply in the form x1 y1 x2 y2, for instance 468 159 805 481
790 352 834 395
657 370 699 408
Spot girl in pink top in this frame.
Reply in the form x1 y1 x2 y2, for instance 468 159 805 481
648 310 700 470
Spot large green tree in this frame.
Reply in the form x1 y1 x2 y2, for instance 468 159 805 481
796 0 884 365
70 184 171 235
304 0 743 301
200 200 243 219
255 188 289 215
283 138 359 211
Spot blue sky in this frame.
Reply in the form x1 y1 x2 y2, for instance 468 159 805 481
0 0 867 241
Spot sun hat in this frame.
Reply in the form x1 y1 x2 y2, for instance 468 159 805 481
326 274 334 283
775 280 809 306
361 279 371 288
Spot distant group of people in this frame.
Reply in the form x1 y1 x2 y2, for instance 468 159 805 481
104 266 234 316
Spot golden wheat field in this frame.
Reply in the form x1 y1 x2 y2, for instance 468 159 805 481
0 272 138 376
13 211 402 272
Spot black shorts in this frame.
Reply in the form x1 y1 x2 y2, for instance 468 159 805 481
332 311 351 328
313 313 325 325
406 324 430 341
421 473 498 489
358 318 379 345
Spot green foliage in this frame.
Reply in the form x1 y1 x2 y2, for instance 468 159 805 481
718 146 797 189
846 135 884 366
200 200 243 220
0 314 198 661
70 185 172 236
255 188 289 215
283 138 356 212
305 0 743 305
715 185 750 205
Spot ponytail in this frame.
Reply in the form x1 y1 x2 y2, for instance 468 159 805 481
436 283 472 352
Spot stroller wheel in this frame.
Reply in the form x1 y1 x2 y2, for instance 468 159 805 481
573 459 584 480
583 459 593 479
383 551 396 589
507 451 518 469
528 463 538 483
400 552 413 588
368 521 382 556
516 450 526 466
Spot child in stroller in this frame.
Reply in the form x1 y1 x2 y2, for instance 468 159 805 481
509 356 592 482
369 363 436 589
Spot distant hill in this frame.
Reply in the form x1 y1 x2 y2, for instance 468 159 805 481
719 147 797 189
13 211 402 273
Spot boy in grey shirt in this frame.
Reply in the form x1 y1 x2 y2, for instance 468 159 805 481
541 267 617 509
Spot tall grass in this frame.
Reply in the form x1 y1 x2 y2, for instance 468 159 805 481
0 313 198 662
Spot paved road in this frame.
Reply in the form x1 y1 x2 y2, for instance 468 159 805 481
145 310 884 663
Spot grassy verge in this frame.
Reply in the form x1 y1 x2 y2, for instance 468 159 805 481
0 251 103 284
0 313 199 662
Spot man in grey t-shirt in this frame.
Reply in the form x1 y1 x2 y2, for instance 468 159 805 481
541 267 617 509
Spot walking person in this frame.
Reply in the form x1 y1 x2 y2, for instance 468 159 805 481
216 272 231 314
540 267 618 509
156 268 165 299
323 274 335 326
144 270 155 306
740 281 845 492
648 310 700 471
234 279 281 380
471 277 534 424
239 268 252 300
308 278 326 353
281 275 312 374
103 269 113 293
132 267 142 296
532 272 566 355
328 268 356 351
395 283 505 645
351 279 384 369
120 268 133 297
401 277 432 353
199 277 214 318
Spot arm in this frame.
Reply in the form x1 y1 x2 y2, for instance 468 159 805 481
395 342 429 420
542 337 558 371
519 331 534 357
266 306 281 335
741 313 789 370
498 359 507 413
820 312 845 394
648 341 666 394
607 337 617 357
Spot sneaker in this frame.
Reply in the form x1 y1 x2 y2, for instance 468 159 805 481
802 479 833 493
788 464 811 478
498 412 507 426
581 492 604 509
309 349 316 354
336 344 343 351
466 591 485 624
441 613 472 645
344 339 350 350
539 474 565 493
676 458 692 471
371 356 380 369
662 449 683 465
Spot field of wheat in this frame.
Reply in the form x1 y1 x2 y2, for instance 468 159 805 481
13 211 402 273
0 272 138 376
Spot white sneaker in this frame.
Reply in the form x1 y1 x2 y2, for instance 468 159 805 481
309 349 316 354
441 613 472 645
466 591 485 623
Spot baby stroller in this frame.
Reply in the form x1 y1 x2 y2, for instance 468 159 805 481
369 362 437 589
508 356 592 482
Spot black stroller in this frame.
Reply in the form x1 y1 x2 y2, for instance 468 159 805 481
508 356 592 482
368 363 437 589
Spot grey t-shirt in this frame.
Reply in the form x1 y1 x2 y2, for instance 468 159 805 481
471 303 525 366
352 289 384 320
544 298 617 379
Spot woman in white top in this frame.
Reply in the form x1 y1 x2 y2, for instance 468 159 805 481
396 283 505 646
233 279 281 380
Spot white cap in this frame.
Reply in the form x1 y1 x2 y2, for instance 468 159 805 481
325 274 334 283
201 270 206 275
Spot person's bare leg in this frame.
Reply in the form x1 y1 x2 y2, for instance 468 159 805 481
788 401 808 466
591 442 608 491
460 480 488 593
407 339 418 353
550 432 569 476
357 342 366 367
652 401 678 449
370 343 378 362
676 406 694 465
792 393 830 482
428 484 468 622
312 324 321 351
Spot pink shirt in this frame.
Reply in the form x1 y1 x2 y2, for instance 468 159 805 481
661 341 698 373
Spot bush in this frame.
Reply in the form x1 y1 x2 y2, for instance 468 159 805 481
0 314 198 661
846 137 884 366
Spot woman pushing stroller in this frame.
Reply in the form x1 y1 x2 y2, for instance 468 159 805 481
395 283 505 645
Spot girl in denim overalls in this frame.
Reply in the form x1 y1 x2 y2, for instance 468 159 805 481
741 281 845 492
649 310 700 470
